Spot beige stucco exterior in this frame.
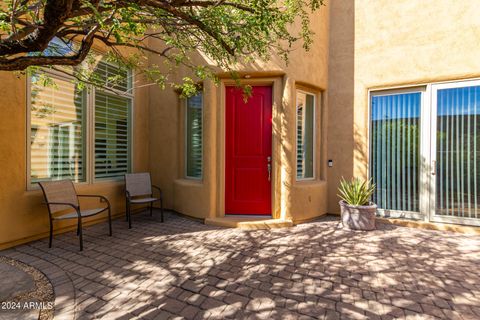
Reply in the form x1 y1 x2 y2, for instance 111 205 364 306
0 70 150 249
327 0 480 214
2 1 480 248
148 6 330 224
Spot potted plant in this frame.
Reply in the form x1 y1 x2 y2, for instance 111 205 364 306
338 178 377 230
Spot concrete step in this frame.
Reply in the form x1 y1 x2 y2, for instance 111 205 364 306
204 216 293 229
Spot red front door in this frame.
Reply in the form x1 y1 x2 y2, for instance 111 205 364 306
225 86 272 215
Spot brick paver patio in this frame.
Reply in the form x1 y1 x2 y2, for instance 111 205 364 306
1 211 480 319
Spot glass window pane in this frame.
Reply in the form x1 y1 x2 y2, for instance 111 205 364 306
186 94 203 178
296 91 315 179
30 74 86 184
370 92 421 212
94 61 130 92
435 85 480 219
94 92 131 179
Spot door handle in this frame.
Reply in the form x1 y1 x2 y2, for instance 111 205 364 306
431 160 436 175
267 156 271 181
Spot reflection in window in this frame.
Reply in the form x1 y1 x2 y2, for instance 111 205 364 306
370 92 421 212
186 94 203 178
29 74 86 183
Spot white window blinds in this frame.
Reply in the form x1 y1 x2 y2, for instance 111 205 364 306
94 91 131 179
370 92 421 212
186 94 203 178
29 62 132 186
29 74 86 183
94 62 132 180
296 91 315 180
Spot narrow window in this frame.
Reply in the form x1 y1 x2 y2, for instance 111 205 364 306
186 93 203 179
29 73 86 184
94 62 132 180
296 91 315 180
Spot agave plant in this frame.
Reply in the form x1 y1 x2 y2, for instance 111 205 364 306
338 178 375 206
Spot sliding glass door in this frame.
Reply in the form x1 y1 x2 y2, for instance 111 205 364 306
370 90 423 218
430 81 480 225
370 81 480 226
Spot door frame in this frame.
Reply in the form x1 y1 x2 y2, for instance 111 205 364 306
216 78 283 219
428 79 480 226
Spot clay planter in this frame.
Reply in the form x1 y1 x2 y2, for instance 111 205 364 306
339 200 377 231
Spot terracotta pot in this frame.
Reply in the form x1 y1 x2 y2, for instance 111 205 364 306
339 200 377 231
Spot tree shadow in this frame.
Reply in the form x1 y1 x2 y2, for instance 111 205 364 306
8 211 480 319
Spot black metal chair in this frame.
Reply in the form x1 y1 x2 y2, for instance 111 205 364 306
38 180 112 251
125 173 164 229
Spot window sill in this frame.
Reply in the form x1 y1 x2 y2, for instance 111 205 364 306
174 178 204 187
26 178 124 192
294 179 326 187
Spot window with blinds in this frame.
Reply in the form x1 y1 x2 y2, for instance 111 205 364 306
296 91 315 180
94 62 132 180
28 62 132 186
94 92 131 179
94 61 130 92
29 74 86 183
186 94 203 178
435 85 480 219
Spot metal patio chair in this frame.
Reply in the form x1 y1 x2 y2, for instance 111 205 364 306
125 172 164 229
38 180 112 251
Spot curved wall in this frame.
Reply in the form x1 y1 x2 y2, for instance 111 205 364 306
148 6 330 223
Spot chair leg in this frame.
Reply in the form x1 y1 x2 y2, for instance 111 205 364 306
150 202 153 217
128 202 132 229
78 217 83 251
108 208 112 236
161 199 164 223
77 219 80 236
49 219 53 248
125 198 129 221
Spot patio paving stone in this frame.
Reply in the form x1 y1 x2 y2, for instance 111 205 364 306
0 211 479 319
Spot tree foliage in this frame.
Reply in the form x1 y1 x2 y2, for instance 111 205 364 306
0 0 323 94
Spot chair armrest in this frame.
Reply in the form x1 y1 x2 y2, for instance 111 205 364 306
43 202 81 217
152 185 162 199
77 195 111 208
43 202 79 210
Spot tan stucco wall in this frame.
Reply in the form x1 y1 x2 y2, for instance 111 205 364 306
327 0 480 213
148 6 330 223
0 71 150 249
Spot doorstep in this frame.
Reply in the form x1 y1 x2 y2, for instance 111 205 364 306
204 216 293 229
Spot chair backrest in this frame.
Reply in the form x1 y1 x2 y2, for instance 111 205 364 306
125 173 152 197
38 180 79 214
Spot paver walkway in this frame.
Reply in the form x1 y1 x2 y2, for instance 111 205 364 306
1 211 480 320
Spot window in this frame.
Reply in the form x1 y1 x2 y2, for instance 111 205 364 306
296 90 315 180
29 74 86 183
94 89 132 180
185 94 203 179
28 62 132 186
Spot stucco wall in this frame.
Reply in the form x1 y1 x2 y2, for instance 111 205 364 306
327 0 480 213
0 71 150 249
148 5 330 223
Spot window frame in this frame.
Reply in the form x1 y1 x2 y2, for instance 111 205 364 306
26 64 134 190
184 92 204 180
295 89 317 181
